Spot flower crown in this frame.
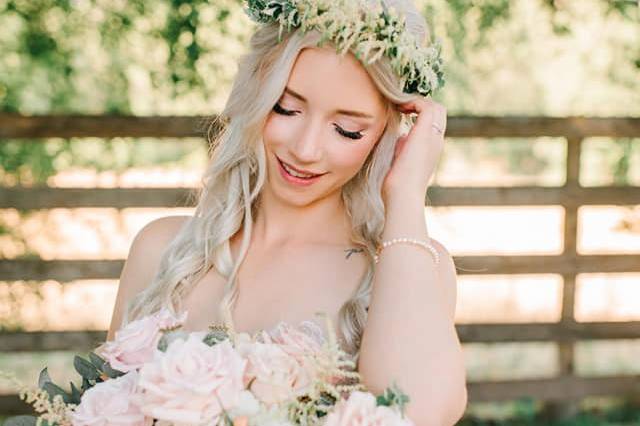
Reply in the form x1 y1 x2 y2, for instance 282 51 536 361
244 0 445 97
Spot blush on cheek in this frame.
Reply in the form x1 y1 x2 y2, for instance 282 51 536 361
262 118 308 163
328 144 375 182
262 117 284 148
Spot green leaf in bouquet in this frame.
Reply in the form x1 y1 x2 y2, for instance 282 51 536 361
203 330 229 347
3 415 38 426
158 329 189 351
81 377 91 392
101 362 125 379
376 393 389 406
73 355 101 381
88 351 107 370
157 335 169 352
312 392 337 418
376 381 410 415
42 381 73 404
69 381 82 404
319 391 337 404
202 324 230 347
38 367 52 389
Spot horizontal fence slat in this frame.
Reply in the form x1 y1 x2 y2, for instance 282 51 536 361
1 254 638 282
1 114 639 138
2 186 640 209
0 330 106 352
0 187 198 209
0 114 215 138
0 259 123 281
452 254 640 274
2 375 639 415
427 186 640 207
457 321 640 343
3 322 640 352
467 375 640 402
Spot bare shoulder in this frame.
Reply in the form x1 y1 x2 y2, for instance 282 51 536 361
430 238 458 320
106 215 192 341
132 215 192 251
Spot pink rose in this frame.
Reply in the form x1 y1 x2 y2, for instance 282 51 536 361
71 370 152 426
323 391 415 426
97 308 187 373
258 321 326 392
134 335 247 425
239 340 306 405
261 321 325 358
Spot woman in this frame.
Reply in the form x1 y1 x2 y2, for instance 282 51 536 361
106 0 467 423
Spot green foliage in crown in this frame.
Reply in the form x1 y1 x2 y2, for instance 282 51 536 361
243 0 445 97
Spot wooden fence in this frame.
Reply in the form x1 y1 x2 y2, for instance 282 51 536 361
1 113 640 417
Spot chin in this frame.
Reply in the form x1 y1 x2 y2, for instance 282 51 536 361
271 179 323 207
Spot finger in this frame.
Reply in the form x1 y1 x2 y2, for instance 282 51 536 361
406 98 436 141
393 133 409 160
425 102 446 138
431 107 446 138
437 103 447 131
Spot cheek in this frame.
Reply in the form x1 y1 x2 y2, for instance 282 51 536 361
327 142 375 176
262 114 291 149
262 115 282 146
333 123 386 175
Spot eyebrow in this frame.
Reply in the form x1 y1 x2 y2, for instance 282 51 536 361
283 86 375 119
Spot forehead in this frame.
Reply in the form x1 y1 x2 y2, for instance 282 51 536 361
285 46 387 116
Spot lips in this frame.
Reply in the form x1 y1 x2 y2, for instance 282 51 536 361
276 156 325 177
275 155 326 187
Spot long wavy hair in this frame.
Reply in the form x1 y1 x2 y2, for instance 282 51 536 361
123 0 433 364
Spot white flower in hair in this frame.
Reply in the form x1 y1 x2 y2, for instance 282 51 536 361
243 0 445 97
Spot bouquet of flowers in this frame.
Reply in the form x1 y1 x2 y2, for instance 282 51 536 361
2 308 414 426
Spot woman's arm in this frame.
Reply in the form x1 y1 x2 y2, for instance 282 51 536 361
357 193 467 426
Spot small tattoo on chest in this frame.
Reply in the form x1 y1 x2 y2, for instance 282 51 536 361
344 247 364 260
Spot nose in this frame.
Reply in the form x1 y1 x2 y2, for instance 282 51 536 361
290 118 323 164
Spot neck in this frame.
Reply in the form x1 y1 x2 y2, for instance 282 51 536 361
242 185 354 250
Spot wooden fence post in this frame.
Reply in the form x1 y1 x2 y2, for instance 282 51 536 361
541 136 583 420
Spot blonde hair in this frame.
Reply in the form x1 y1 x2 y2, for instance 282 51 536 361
123 0 431 365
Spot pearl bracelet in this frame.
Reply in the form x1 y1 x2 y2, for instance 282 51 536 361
373 237 440 265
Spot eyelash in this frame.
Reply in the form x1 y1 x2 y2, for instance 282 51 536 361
272 103 364 140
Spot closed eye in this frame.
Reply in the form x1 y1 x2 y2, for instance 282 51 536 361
272 103 365 140
272 102 296 117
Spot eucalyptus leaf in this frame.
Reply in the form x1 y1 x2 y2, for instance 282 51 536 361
81 377 91 392
74 355 101 381
102 362 126 379
38 367 52 389
89 351 107 370
42 381 72 403
69 381 82 404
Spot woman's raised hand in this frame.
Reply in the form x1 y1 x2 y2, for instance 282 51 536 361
381 98 447 206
